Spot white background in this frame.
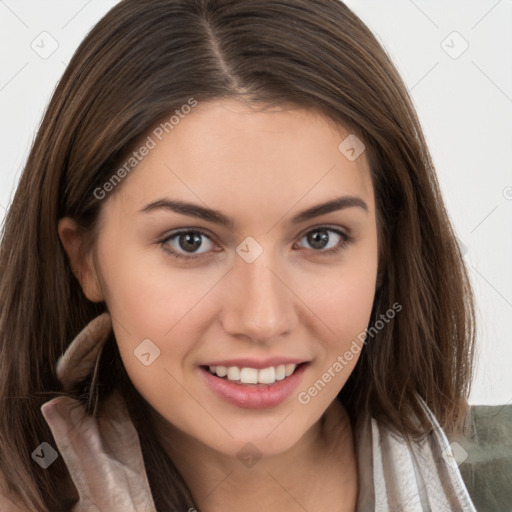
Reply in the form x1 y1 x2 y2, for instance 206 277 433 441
0 0 511 405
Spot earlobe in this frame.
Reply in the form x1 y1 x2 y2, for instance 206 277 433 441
57 217 104 303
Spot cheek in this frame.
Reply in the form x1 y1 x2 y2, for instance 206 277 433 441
314 274 374 334
95 239 223 398
294 287 375 419
104 258 214 431
307 249 378 344
97 235 223 337
307 275 375 384
299 242 378 397
102 267 220 381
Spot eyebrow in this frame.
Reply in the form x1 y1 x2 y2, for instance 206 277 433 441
139 195 368 229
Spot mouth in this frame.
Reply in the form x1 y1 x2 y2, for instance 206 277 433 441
200 362 308 386
199 362 309 409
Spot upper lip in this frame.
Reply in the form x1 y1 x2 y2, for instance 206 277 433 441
201 357 309 369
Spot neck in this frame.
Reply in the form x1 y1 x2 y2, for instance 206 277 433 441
151 399 358 512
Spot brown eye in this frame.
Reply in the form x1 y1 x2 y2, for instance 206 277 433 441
160 230 216 260
297 228 350 253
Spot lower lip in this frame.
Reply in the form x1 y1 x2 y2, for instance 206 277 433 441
199 363 308 409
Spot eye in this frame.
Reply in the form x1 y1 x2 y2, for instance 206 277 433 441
295 227 351 255
159 229 217 261
159 226 352 262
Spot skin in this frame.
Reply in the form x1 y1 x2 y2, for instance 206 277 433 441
59 98 379 512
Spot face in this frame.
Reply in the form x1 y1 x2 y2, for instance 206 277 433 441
77 99 378 458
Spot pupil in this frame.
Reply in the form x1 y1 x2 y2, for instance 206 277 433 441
308 230 329 249
180 232 202 252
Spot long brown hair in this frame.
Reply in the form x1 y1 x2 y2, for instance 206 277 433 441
0 0 476 510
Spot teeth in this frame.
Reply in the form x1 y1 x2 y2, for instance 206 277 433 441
214 365 227 377
285 364 296 377
257 367 275 384
240 367 258 384
227 366 240 381
207 363 299 384
275 364 286 381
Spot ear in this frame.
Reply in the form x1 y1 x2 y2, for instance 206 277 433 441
58 217 104 303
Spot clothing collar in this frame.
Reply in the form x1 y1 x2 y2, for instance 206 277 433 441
354 397 477 511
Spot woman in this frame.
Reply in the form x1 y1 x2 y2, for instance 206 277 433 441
0 0 477 510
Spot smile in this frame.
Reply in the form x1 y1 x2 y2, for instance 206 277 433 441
199 362 309 408
206 363 299 385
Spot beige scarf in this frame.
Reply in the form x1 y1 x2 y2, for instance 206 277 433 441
355 394 476 511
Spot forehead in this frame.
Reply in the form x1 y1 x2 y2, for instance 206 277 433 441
104 99 374 221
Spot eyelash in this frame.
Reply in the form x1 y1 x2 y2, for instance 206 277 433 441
158 227 352 262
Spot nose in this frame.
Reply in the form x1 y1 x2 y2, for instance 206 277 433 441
220 252 298 345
